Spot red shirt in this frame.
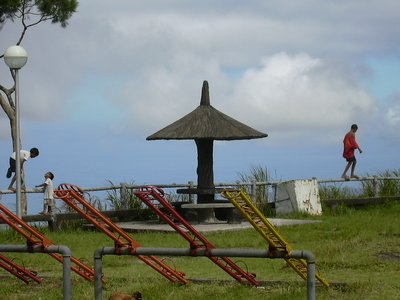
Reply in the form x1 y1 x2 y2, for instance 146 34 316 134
343 131 359 159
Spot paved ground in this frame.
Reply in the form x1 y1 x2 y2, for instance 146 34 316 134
113 219 321 233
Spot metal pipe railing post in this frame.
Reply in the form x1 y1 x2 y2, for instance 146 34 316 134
94 247 317 300
373 176 379 196
0 244 72 300
188 181 194 203
55 245 72 300
290 250 316 300
251 180 256 201
94 248 105 300
120 183 127 207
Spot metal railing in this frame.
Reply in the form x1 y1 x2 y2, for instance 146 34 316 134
1 176 399 214
0 244 72 300
94 247 318 300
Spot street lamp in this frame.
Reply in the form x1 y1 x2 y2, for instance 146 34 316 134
4 45 28 218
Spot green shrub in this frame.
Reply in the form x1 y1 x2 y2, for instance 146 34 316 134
319 184 360 200
362 169 400 197
237 165 273 215
106 181 143 210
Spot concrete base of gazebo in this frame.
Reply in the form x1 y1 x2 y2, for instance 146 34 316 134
180 202 243 224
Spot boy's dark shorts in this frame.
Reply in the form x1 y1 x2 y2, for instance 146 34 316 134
346 156 356 163
9 157 16 172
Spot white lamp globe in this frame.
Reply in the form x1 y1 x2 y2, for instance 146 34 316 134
4 45 28 69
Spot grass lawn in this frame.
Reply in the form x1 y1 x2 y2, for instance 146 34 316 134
0 201 399 299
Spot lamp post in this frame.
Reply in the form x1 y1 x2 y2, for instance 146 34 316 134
4 45 28 218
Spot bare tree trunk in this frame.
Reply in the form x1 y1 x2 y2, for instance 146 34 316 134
5 97 27 215
9 117 17 151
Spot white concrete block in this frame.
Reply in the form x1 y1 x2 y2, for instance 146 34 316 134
275 179 322 215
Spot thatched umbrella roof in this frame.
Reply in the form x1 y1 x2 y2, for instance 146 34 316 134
147 81 267 141
147 80 268 203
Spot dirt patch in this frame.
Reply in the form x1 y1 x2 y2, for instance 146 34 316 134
377 251 400 261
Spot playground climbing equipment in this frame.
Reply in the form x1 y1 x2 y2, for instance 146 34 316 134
0 253 41 284
221 189 329 287
54 183 188 284
133 186 260 286
0 203 95 282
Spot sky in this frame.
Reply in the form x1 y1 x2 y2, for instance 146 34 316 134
0 1 399 214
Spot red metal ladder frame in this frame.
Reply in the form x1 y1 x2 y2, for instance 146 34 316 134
0 203 95 282
54 183 188 284
0 253 41 284
133 186 260 286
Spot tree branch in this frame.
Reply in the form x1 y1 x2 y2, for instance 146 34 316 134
0 92 15 119
15 1 48 45
0 84 11 96
9 68 16 84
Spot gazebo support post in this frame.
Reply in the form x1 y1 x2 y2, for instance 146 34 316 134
195 139 214 203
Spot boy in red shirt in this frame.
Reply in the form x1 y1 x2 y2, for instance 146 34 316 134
341 124 363 180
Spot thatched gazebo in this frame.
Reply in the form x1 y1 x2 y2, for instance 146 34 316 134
147 80 268 203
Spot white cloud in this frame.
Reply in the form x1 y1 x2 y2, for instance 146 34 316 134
386 106 400 126
0 0 399 192
228 53 376 144
115 53 231 134
383 93 400 139
110 52 377 147
0 0 397 147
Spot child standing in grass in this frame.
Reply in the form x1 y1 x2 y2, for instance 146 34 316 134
35 172 55 215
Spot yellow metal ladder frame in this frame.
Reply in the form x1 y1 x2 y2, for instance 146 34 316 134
221 189 329 287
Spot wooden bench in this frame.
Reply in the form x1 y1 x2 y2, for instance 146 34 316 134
180 203 242 224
